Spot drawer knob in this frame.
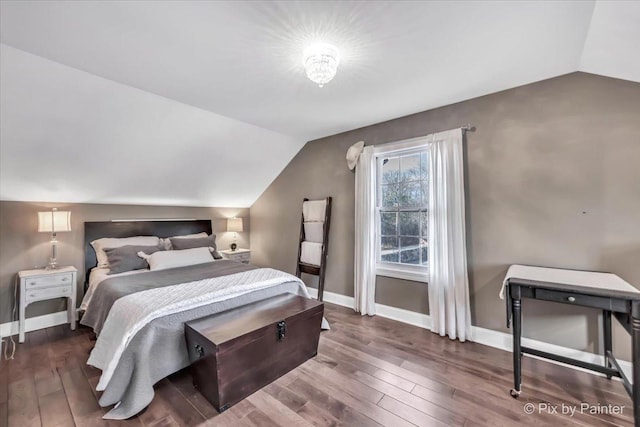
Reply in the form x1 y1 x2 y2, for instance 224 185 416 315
567 296 576 302
62 277 69 281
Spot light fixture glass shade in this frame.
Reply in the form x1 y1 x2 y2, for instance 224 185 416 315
303 43 340 87
38 210 72 233
227 217 243 233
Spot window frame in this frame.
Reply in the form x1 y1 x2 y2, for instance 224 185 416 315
373 139 429 284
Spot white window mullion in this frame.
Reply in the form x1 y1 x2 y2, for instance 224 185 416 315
374 143 429 284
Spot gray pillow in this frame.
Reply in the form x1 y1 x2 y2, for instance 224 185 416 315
104 244 165 274
170 235 222 259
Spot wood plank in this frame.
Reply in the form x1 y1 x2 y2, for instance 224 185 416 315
59 367 107 427
146 415 179 427
287 376 381 427
7 377 41 427
273 367 302 387
143 379 204 427
411 384 530 427
320 336 455 395
263 381 342 427
197 410 252 427
372 369 415 392
303 359 384 405
295 402 340 427
317 344 380 377
7 334 35 385
38 389 74 427
262 382 306 412
296 367 414 427
377 395 450 427
0 402 7 427
0 356 8 404
243 409 281 427
246 390 312 426
331 361 465 426
33 329 64 401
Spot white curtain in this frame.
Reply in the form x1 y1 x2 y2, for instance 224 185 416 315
354 146 376 315
427 129 472 341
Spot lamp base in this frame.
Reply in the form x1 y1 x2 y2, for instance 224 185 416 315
45 261 60 270
45 253 59 270
47 239 59 270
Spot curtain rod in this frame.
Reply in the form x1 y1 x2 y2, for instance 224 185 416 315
366 125 476 154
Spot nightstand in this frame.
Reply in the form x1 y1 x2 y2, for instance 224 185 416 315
220 248 250 264
17 266 77 343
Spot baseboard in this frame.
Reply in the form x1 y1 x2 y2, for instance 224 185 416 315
308 287 355 308
308 288 632 379
0 311 70 338
373 302 432 329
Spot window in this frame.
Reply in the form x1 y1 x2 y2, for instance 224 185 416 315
375 148 428 282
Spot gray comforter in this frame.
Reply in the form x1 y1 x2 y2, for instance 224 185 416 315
81 261 257 334
81 261 306 419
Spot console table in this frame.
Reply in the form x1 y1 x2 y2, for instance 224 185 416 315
502 265 640 426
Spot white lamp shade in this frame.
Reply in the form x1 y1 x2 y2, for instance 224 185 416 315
227 217 243 233
38 211 72 233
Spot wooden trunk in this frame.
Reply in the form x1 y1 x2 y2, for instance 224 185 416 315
185 293 324 412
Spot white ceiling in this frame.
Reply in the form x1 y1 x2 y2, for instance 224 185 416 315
1 1 638 207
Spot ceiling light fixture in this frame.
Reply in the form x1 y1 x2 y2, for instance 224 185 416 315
303 43 340 88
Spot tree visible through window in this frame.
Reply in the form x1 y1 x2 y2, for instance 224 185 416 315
377 150 428 267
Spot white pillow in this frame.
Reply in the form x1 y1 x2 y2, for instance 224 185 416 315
91 236 160 268
160 232 208 250
138 247 214 271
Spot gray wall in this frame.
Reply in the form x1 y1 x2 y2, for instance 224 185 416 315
250 72 640 359
0 201 249 324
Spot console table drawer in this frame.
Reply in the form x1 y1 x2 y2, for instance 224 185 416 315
26 284 73 302
536 289 613 310
26 273 73 289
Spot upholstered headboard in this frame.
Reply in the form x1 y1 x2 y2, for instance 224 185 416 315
83 219 212 281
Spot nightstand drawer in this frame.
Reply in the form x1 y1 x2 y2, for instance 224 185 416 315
220 249 250 264
26 273 73 289
236 253 250 261
228 253 250 263
26 284 73 302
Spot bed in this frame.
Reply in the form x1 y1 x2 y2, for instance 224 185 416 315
80 220 325 420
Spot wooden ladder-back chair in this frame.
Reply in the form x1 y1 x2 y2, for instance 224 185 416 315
295 197 332 301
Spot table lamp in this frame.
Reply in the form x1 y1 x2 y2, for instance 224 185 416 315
227 217 243 251
38 208 72 269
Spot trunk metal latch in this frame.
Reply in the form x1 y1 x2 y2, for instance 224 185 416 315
277 320 286 341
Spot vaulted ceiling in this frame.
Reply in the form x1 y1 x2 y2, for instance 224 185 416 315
1 1 638 207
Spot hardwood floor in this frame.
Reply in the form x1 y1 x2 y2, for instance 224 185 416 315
0 302 633 426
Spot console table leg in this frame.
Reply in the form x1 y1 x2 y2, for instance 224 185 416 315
632 302 640 426
510 296 522 398
603 310 612 379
